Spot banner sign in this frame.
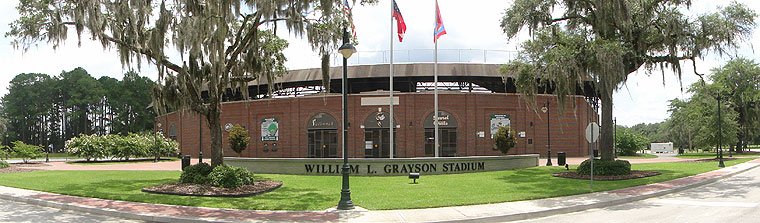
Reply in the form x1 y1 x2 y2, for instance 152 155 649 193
490 114 510 139
261 118 279 141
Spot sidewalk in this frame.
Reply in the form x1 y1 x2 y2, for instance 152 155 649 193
1 159 758 222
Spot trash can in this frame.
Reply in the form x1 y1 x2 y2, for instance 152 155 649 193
593 149 599 157
181 155 191 170
678 147 684 154
557 152 566 166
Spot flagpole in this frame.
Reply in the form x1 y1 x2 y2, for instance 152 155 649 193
389 0 395 159
434 0 439 158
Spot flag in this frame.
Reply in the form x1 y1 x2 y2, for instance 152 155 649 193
434 2 447 43
343 0 357 38
392 0 407 42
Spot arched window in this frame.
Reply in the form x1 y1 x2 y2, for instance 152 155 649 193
307 113 338 158
424 111 457 157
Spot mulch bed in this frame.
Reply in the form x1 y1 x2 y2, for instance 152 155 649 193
0 162 50 174
681 157 740 163
142 180 283 197
552 170 661 181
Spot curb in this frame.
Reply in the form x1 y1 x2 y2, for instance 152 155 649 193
448 162 760 223
1 161 758 223
0 191 240 223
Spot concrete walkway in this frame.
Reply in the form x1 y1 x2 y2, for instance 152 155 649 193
1 158 758 222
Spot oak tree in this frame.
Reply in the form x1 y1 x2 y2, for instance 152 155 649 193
501 0 756 163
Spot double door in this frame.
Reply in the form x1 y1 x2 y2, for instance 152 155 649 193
364 128 397 158
425 128 457 157
308 129 337 158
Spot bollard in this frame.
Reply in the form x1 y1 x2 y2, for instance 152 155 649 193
199 151 203 163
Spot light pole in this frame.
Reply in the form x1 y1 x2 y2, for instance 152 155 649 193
156 122 162 163
542 99 551 166
717 95 726 168
337 27 356 210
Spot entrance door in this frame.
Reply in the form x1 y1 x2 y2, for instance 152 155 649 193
308 129 337 158
364 128 397 158
425 128 457 157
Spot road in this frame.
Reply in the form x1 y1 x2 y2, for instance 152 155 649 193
518 165 760 223
0 199 142 223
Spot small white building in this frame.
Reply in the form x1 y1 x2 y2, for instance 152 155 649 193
651 142 674 153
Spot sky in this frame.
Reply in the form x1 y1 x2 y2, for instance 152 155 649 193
1 0 759 127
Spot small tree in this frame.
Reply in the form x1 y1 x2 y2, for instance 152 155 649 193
494 126 517 154
0 146 9 160
11 141 43 163
228 125 250 156
147 132 179 162
615 128 649 156
66 134 109 162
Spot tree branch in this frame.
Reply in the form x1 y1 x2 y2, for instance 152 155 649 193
550 15 585 24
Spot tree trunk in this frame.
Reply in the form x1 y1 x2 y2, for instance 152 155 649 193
735 131 744 153
600 91 614 161
206 109 224 167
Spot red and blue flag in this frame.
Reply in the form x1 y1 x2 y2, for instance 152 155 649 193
392 0 407 42
434 2 446 43
343 0 357 38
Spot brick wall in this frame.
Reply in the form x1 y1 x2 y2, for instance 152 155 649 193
156 92 599 158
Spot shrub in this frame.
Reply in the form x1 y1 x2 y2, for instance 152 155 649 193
0 146 8 160
228 125 250 155
115 133 148 160
615 128 649 156
0 161 9 169
12 141 44 163
209 165 255 189
577 159 632 176
147 132 179 161
494 126 517 154
180 163 214 184
66 134 109 161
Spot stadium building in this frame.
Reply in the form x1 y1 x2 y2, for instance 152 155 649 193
155 62 599 159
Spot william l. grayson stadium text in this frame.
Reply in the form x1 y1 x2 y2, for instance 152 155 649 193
304 162 486 175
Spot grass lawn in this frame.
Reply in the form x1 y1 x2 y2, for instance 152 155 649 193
0 158 752 211
677 152 759 159
618 153 657 159
67 157 179 165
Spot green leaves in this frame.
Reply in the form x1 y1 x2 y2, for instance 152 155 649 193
615 128 649 156
500 0 756 160
65 132 178 162
228 124 250 155
11 141 44 163
494 126 517 154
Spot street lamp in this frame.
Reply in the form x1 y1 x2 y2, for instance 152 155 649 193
337 27 356 210
717 95 730 168
542 99 551 166
725 100 733 158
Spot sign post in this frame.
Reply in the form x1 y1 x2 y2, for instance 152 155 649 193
585 122 600 190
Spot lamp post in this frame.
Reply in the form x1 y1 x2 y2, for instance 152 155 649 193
614 118 617 158
542 99 551 166
156 122 162 163
337 27 356 210
717 95 724 167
